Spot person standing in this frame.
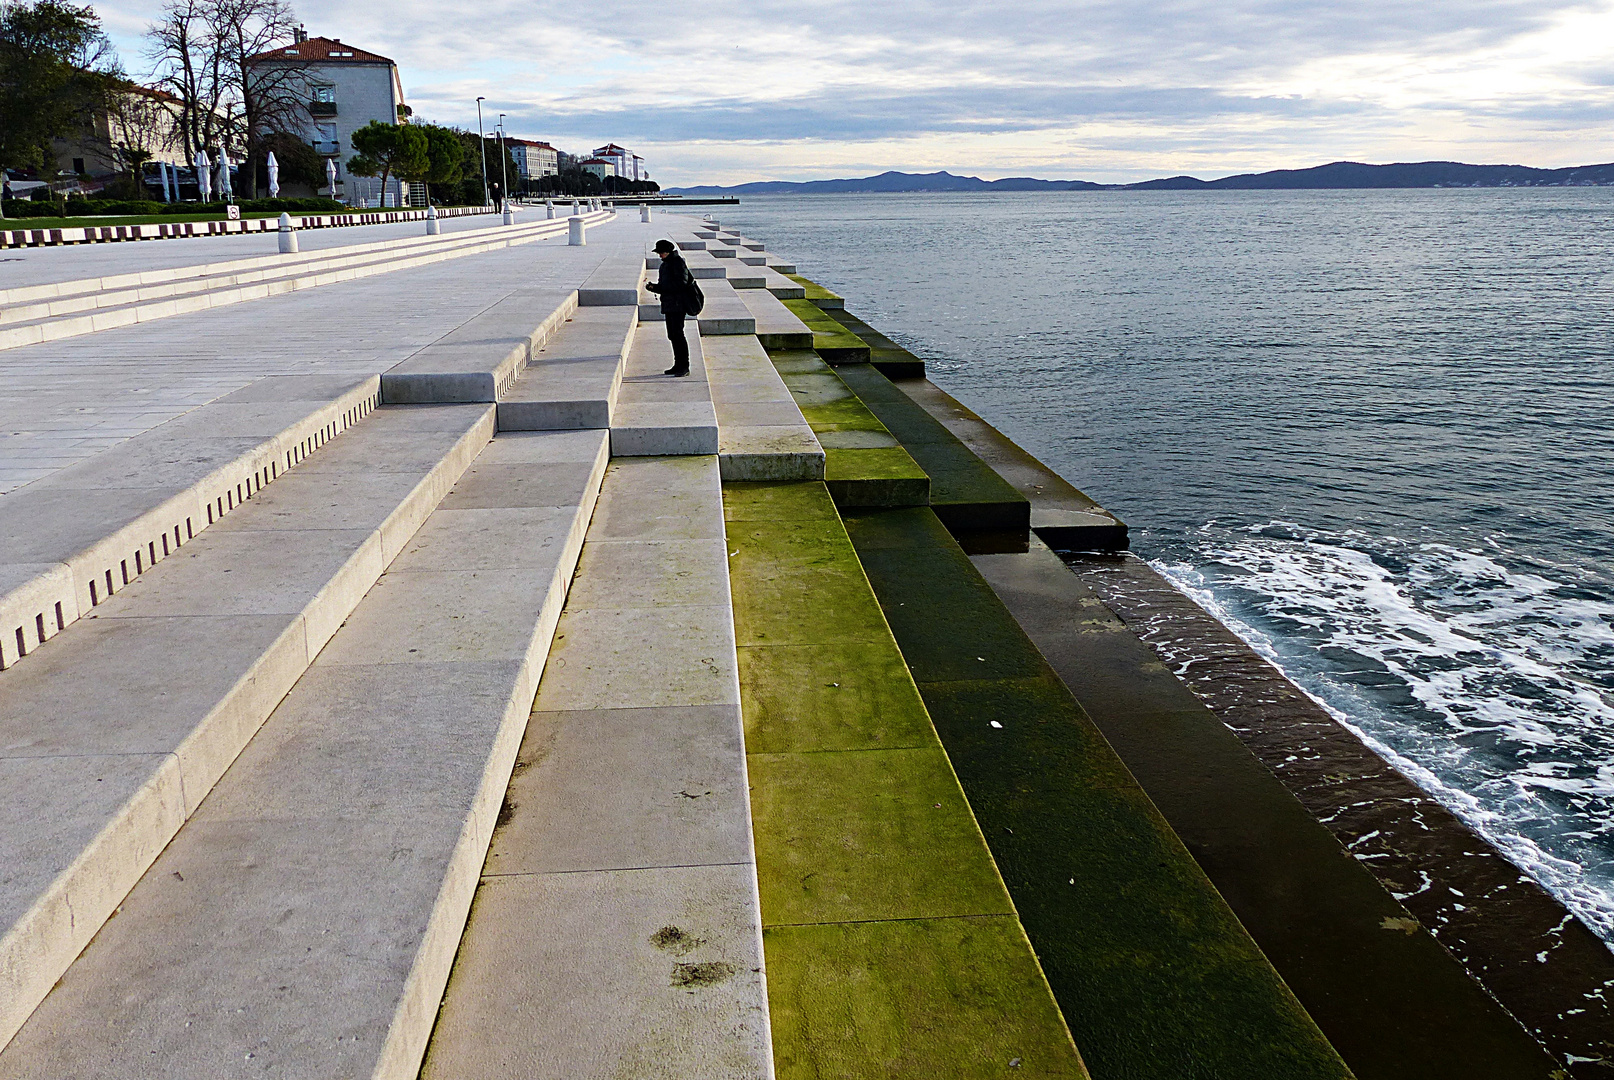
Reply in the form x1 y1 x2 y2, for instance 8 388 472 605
646 238 693 376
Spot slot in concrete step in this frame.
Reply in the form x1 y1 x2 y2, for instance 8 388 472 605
704 334 824 481
422 454 773 1079
737 290 814 350
0 401 494 1051
0 214 607 352
0 428 609 1079
497 304 638 430
611 320 719 456
0 374 382 671
381 288 578 404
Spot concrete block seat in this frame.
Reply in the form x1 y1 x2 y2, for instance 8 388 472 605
497 304 639 431
723 265 768 290
833 364 1030 539
780 298 870 363
0 373 383 671
759 266 806 299
422 454 771 1079
768 349 928 509
382 288 578 405
0 401 496 1052
736 289 814 351
0 427 611 1080
693 279 759 337
703 335 824 482
577 250 648 307
765 256 799 275
0 213 609 354
611 318 719 457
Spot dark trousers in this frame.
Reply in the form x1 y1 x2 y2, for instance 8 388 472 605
665 310 690 373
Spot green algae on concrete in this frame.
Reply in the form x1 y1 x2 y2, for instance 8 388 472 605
824 307 928 378
780 298 871 363
769 349 929 508
785 273 844 309
833 363 1030 537
724 480 1088 1079
842 504 1354 1080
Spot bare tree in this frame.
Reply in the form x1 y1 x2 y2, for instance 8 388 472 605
211 0 303 198
144 0 304 196
144 0 227 161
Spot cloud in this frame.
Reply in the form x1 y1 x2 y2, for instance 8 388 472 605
89 0 1614 183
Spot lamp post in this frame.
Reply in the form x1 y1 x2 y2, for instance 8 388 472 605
475 96 489 207
497 114 509 208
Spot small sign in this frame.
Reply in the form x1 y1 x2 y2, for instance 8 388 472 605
226 204 240 220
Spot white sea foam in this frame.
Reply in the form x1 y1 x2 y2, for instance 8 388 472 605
1154 524 1614 948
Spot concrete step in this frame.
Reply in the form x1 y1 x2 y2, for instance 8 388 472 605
765 256 798 275
611 321 719 456
381 288 578 405
696 279 759 336
0 427 609 1079
0 374 382 671
768 349 929 509
781 298 870 362
791 274 842 308
737 290 814 350
577 250 647 306
724 266 767 289
0 401 494 1051
0 213 611 352
760 267 805 298
704 334 824 482
497 305 638 430
421 454 774 1080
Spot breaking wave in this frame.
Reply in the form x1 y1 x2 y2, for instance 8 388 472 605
1155 522 1614 945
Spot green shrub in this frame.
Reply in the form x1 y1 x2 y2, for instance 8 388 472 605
0 200 62 219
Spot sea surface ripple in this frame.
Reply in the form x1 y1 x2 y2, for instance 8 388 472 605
722 189 1614 945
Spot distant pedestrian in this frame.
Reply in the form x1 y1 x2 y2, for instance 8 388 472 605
646 238 694 376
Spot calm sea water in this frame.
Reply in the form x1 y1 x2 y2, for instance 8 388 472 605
719 189 1614 946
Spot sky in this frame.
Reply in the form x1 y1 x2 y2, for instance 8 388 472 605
90 0 1614 186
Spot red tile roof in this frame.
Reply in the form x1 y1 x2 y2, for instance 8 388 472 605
249 36 393 65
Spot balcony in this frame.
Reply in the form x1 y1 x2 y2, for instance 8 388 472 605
308 101 337 117
312 141 339 156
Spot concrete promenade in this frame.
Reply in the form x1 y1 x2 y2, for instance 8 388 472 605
0 207 1604 1078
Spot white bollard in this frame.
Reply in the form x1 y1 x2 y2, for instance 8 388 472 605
277 212 298 253
545 200 555 219
571 199 581 216
502 202 514 225
425 205 441 235
568 217 586 246
640 203 651 222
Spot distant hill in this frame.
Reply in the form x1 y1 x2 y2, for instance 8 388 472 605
666 160 1614 195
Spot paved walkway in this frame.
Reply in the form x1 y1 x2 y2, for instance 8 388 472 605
0 215 642 493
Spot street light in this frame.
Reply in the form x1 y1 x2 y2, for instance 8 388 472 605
497 113 509 208
475 96 489 207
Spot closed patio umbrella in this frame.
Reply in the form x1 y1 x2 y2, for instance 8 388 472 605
217 149 232 202
195 150 211 202
266 151 280 198
325 157 337 199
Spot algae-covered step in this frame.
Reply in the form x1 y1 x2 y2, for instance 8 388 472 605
779 297 870 362
725 480 1089 1079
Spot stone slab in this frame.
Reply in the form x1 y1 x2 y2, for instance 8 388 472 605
381 288 577 403
737 290 813 350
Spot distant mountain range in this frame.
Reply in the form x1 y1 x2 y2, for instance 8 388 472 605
666 160 1614 195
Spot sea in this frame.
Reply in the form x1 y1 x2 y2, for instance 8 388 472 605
719 189 1614 949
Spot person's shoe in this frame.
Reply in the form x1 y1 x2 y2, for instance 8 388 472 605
665 366 689 377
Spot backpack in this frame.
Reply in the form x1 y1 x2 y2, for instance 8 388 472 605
684 269 705 316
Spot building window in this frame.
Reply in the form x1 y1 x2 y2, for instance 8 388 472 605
72 157 85 174
312 85 335 103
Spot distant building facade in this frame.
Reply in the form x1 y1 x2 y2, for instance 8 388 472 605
579 157 613 180
248 29 409 206
591 143 646 181
508 139 559 179
50 83 199 186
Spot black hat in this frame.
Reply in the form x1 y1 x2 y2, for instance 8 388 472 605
653 239 677 253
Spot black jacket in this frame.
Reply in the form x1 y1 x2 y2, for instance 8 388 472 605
647 250 693 315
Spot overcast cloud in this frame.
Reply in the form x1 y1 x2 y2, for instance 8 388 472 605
92 0 1614 185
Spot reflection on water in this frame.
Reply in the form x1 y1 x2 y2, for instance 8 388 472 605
722 188 1614 945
